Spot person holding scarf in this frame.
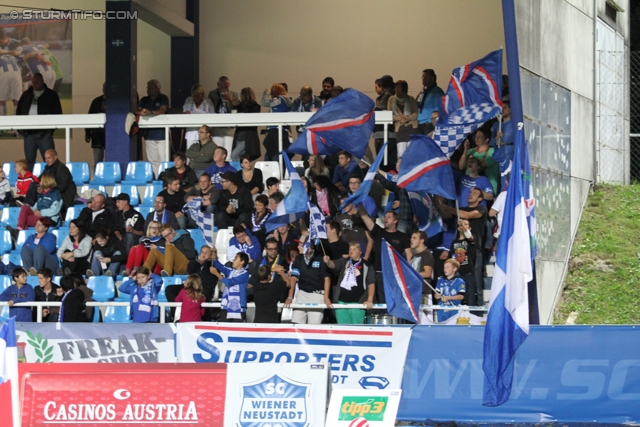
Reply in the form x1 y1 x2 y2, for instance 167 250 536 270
119 267 164 323
228 224 261 263
249 237 289 304
324 241 375 324
210 250 250 322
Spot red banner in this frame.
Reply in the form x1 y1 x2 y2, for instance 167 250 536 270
18 363 227 426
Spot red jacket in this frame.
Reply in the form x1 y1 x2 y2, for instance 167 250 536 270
16 171 39 196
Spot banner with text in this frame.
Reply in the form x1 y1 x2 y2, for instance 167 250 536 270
399 325 640 423
15 323 176 363
176 323 413 390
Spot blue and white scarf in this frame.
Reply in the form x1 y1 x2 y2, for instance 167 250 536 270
221 267 247 319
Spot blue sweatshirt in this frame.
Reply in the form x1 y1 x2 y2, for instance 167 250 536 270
0 283 35 322
119 274 163 323
204 162 238 190
23 232 57 255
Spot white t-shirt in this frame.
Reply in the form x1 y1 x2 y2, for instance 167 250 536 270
492 190 507 232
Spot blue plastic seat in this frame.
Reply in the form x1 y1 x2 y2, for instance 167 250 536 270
158 276 182 302
53 228 69 248
26 276 39 288
17 229 36 246
86 276 116 302
79 184 107 195
140 183 164 207
3 162 17 186
188 229 208 253
93 162 122 185
111 185 140 206
158 162 174 177
32 162 46 177
64 206 82 226
0 305 10 322
2 253 22 267
103 305 132 323
0 275 12 293
0 207 20 227
92 305 101 322
0 230 12 254
230 161 241 170
134 206 154 219
66 162 91 185
124 161 153 185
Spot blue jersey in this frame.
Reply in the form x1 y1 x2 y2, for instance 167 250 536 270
435 275 466 322
20 44 52 74
0 284 35 322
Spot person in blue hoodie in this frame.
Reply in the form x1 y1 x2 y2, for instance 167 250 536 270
118 267 163 323
210 250 250 322
204 146 237 190
21 217 58 274
227 224 261 262
0 268 35 322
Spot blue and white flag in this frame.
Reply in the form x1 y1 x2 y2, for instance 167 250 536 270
492 145 513 192
381 239 423 324
308 202 328 241
397 134 457 200
287 89 375 159
435 49 503 155
266 153 309 233
0 317 17 384
483 123 532 407
341 142 388 211
183 197 215 247
408 192 443 238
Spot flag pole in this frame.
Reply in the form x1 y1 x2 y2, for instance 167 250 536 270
496 113 503 148
319 239 326 256
455 199 460 219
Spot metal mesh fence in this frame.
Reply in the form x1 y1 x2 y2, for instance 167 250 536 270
630 51 640 181
596 49 627 184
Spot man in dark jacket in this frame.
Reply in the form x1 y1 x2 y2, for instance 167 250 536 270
248 237 289 303
23 149 76 216
143 224 196 276
85 83 106 166
215 171 253 228
77 194 114 238
16 73 62 171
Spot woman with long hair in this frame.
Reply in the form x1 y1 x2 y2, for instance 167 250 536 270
305 155 329 181
57 220 92 275
231 87 262 161
15 174 62 230
123 221 165 277
310 175 341 218
236 153 264 196
175 274 206 322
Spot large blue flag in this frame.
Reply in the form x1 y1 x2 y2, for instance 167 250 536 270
341 142 388 211
408 191 443 238
397 134 457 200
265 153 309 232
492 145 512 192
381 239 423 324
435 49 503 155
287 89 375 159
482 122 532 406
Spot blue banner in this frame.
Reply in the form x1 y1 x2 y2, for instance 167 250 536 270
399 326 640 423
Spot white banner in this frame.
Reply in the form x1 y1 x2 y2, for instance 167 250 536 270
15 323 176 363
176 323 413 390
225 363 330 427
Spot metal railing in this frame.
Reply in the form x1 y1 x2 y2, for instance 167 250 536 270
1 300 488 323
0 114 106 163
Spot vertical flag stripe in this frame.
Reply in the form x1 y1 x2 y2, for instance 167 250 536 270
388 247 420 323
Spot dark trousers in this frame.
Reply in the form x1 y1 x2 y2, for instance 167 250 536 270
24 133 55 171
375 138 397 172
215 211 250 230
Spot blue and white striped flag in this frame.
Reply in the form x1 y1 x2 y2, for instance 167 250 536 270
196 211 215 247
482 122 532 406
308 202 328 241
341 141 388 210
266 153 309 233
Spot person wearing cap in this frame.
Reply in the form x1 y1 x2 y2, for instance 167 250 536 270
114 193 145 252
215 171 253 229
284 235 331 325
204 146 237 190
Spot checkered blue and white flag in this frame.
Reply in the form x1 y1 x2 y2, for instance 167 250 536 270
308 202 328 241
183 197 215 247
196 210 215 247
434 102 501 156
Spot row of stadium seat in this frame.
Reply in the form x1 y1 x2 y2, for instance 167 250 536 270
3 160 290 188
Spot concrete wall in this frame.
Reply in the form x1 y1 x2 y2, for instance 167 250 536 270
515 0 630 324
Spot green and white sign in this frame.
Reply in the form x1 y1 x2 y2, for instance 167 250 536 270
327 389 402 427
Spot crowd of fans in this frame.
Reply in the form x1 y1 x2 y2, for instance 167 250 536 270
0 67 514 324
